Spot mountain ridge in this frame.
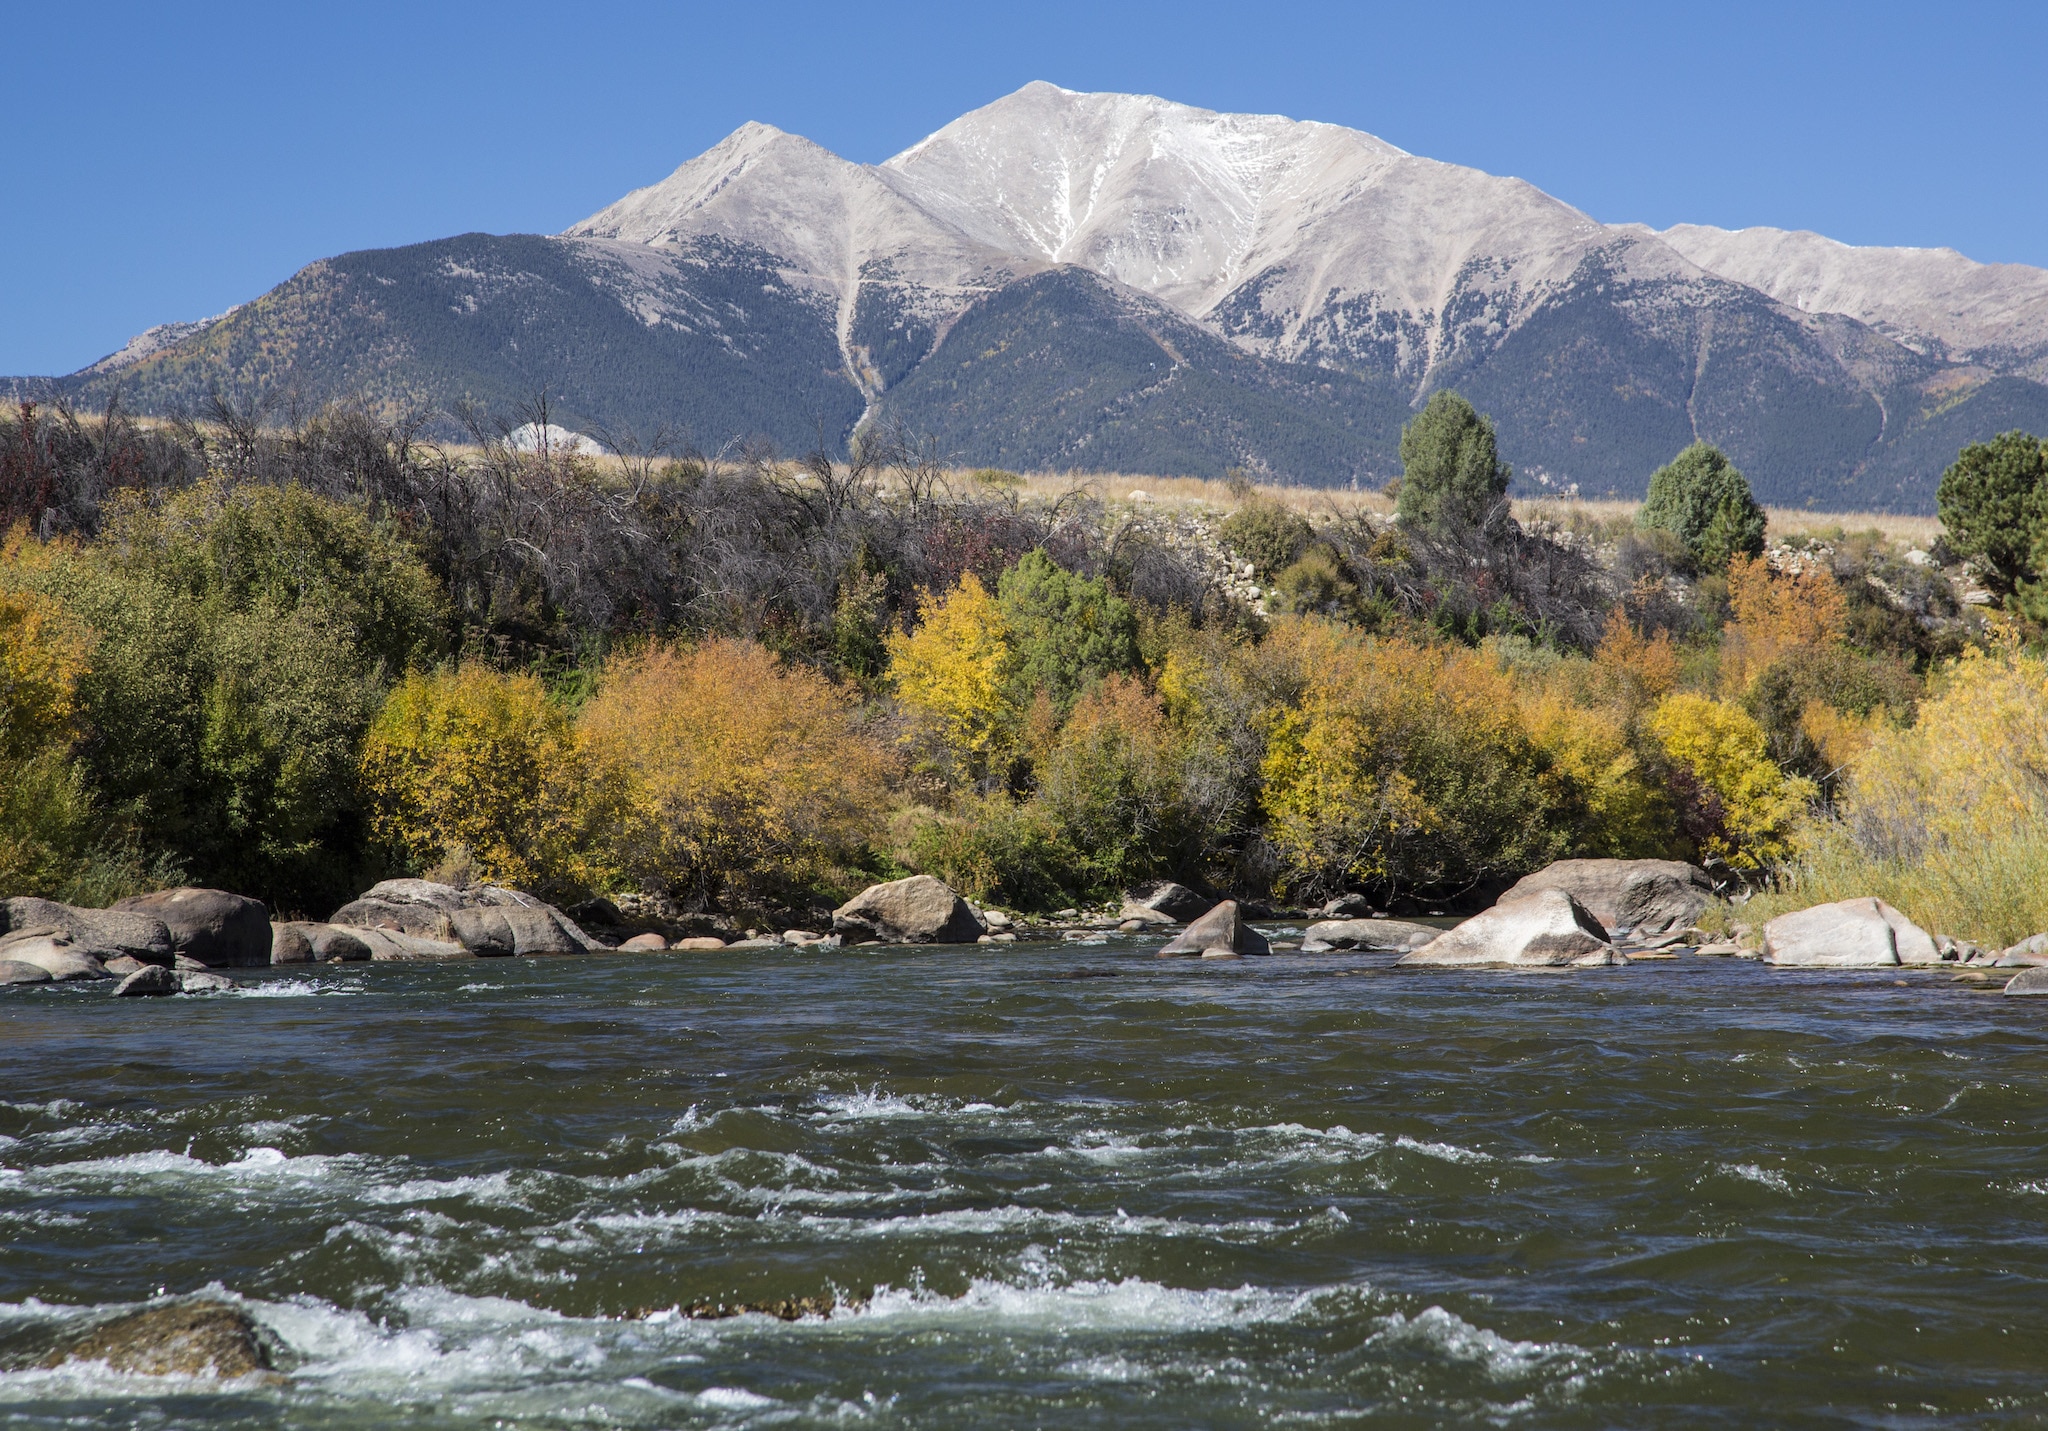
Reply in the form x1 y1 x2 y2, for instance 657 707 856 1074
18 82 2048 510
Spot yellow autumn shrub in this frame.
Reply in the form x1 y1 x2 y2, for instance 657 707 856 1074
1516 684 1673 859
1647 692 1815 870
885 572 1016 777
1259 619 1558 898
0 581 90 763
360 665 588 893
579 639 894 906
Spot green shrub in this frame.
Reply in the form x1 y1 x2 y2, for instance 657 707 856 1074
1218 498 1315 581
1638 442 1766 573
994 550 1140 712
1936 430 2048 612
1395 391 1511 536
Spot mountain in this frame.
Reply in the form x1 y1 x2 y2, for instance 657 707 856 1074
21 82 2048 510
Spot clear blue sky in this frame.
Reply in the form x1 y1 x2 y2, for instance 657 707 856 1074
6 0 2044 376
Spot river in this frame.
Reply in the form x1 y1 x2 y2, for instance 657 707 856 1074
3 941 2045 1427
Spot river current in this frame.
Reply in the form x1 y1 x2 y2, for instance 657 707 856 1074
2 939 2046 1427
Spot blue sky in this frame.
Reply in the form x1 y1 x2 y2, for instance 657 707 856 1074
6 0 2044 376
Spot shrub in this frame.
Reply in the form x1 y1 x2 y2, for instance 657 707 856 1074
1395 391 1511 537
885 572 1016 777
1516 685 1674 860
1259 620 1557 900
1720 553 1850 693
1033 674 1191 891
897 794 1088 911
1647 693 1815 871
1638 443 1766 572
1218 498 1315 581
1935 430 2047 602
0 580 89 762
579 639 894 909
994 550 1140 712
361 665 588 896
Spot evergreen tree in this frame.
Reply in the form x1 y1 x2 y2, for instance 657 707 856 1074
1395 391 1511 536
1936 430 2048 602
1638 442 1766 572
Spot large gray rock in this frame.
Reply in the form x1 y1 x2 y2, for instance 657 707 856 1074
110 889 270 968
1158 900 1271 957
2 936 113 981
1121 880 1211 922
328 878 474 938
270 921 371 964
176 971 236 994
1762 898 1939 968
1499 859 1713 936
44 1299 271 1377
1317 893 1378 919
1399 890 1625 968
449 903 596 957
2 897 173 964
114 965 178 996
2005 967 2048 996
1997 933 2048 968
349 927 472 961
0 959 51 985
1301 918 1439 952
833 876 986 944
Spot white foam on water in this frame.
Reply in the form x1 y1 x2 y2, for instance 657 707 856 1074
696 1385 778 1408
458 982 505 992
1368 1305 1582 1380
849 1275 1334 1333
15 1145 529 1210
1717 1162 1793 1192
231 978 364 998
1394 1135 1497 1165
787 1203 1291 1244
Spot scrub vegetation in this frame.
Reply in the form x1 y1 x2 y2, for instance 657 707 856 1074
0 391 2040 941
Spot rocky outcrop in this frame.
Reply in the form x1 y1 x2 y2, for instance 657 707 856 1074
1399 890 1624 968
832 876 986 944
3 897 173 964
1499 859 1713 937
1300 918 1439 953
111 888 270 968
270 922 373 964
1157 900 1271 958
1121 880 1212 922
45 1299 271 1377
449 903 598 957
329 879 485 938
1762 898 1940 968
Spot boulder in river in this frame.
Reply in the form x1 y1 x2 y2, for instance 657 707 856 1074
449 902 598 957
1316 893 1378 919
1762 898 1939 968
177 971 236 993
1120 880 1211 922
1300 918 1439 953
45 1299 271 1377
1499 859 1713 937
671 936 727 951
1399 890 1623 968
2004 967 2048 996
113 965 178 996
0 959 51 985
110 888 270 968
615 932 669 951
270 922 372 964
2 897 173 965
1 936 113 981
348 927 471 961
832 876 986 944
1996 933 2048 968
1158 900 1271 957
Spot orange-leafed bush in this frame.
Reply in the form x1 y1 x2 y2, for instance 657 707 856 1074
1589 609 1680 713
361 665 588 894
580 639 895 907
1720 553 1849 692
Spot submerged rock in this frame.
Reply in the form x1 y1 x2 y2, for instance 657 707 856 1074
1121 880 1211 922
177 971 236 993
1399 890 1622 968
615 932 670 951
46 1299 271 1377
1300 918 1438 953
832 875 986 944
111 888 271 968
1500 859 1713 937
1762 898 1939 968
1158 900 1271 957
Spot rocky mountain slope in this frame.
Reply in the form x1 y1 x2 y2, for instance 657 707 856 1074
21 83 2048 509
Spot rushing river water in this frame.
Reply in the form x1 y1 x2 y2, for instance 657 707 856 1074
3 941 2047 1427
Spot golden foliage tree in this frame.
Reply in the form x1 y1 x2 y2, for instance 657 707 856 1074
1647 693 1815 869
580 639 894 907
360 665 587 894
885 573 1016 777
